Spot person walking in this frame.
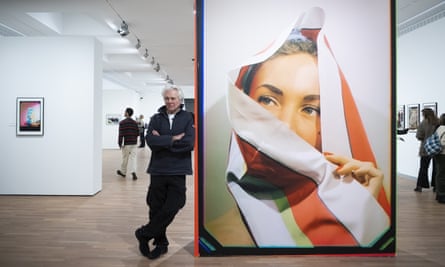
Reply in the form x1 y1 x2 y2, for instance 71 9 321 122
414 108 439 192
117 107 139 180
135 85 195 260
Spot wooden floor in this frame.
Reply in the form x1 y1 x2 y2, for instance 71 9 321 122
1 149 445 267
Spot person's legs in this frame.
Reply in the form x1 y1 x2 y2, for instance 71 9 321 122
136 175 164 257
149 175 185 259
415 156 431 191
127 144 137 179
136 175 186 259
139 132 145 147
118 145 130 177
435 155 445 203
148 185 169 248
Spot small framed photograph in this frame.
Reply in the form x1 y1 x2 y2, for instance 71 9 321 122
106 114 121 125
407 103 420 130
397 105 405 130
422 102 438 116
16 97 44 136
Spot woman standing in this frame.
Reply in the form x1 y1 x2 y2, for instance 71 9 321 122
415 108 439 192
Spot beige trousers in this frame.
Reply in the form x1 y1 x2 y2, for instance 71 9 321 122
120 144 137 176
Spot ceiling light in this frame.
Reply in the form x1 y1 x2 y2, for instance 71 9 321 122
166 75 174 84
150 56 155 65
143 48 149 58
154 63 160 72
135 39 141 49
117 21 129 37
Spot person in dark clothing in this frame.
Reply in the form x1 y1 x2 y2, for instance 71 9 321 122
435 113 445 203
414 108 439 192
137 114 146 148
117 107 139 180
135 85 195 260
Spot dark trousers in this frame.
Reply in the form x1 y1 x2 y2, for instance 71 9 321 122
143 175 186 246
139 131 145 147
435 154 445 199
416 156 436 188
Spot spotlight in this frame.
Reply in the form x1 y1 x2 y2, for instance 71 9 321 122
143 48 149 58
150 56 155 65
117 21 129 37
154 63 160 72
166 76 174 84
135 39 141 49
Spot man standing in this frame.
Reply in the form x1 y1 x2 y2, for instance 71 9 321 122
117 107 139 180
137 114 146 148
135 85 195 260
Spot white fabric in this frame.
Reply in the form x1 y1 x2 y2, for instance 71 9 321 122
227 85 389 246
168 113 175 129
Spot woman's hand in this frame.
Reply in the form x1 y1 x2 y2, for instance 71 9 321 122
324 153 383 199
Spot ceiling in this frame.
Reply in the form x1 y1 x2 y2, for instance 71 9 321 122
0 0 444 95
397 0 445 34
0 0 194 94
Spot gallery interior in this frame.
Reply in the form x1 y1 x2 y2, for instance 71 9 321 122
1 1 445 266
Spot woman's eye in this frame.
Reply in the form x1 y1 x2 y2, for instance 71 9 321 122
257 95 277 106
302 106 320 116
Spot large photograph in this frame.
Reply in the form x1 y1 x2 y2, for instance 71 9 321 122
197 0 395 256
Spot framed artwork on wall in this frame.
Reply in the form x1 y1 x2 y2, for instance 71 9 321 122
407 103 420 130
106 114 121 125
422 102 438 116
397 105 405 130
16 97 44 136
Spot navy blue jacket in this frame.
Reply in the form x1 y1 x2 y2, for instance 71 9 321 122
146 105 195 175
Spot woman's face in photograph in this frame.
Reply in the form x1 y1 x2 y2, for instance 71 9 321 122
249 53 321 150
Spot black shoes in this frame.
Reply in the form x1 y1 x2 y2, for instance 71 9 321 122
135 228 150 257
117 170 138 180
414 187 422 192
148 245 168 259
135 226 168 260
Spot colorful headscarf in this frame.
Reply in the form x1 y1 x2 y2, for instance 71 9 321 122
226 7 390 247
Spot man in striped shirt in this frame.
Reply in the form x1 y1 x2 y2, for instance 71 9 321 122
117 107 139 180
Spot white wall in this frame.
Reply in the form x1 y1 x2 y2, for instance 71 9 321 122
102 89 140 149
397 17 445 178
0 37 102 195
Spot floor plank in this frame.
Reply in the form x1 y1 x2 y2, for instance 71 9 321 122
0 149 444 267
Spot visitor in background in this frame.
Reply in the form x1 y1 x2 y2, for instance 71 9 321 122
117 107 139 180
415 108 439 192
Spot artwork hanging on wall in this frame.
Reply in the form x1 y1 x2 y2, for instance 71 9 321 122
422 102 438 116
106 114 121 125
16 97 44 136
407 103 420 130
196 0 395 257
397 105 405 130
